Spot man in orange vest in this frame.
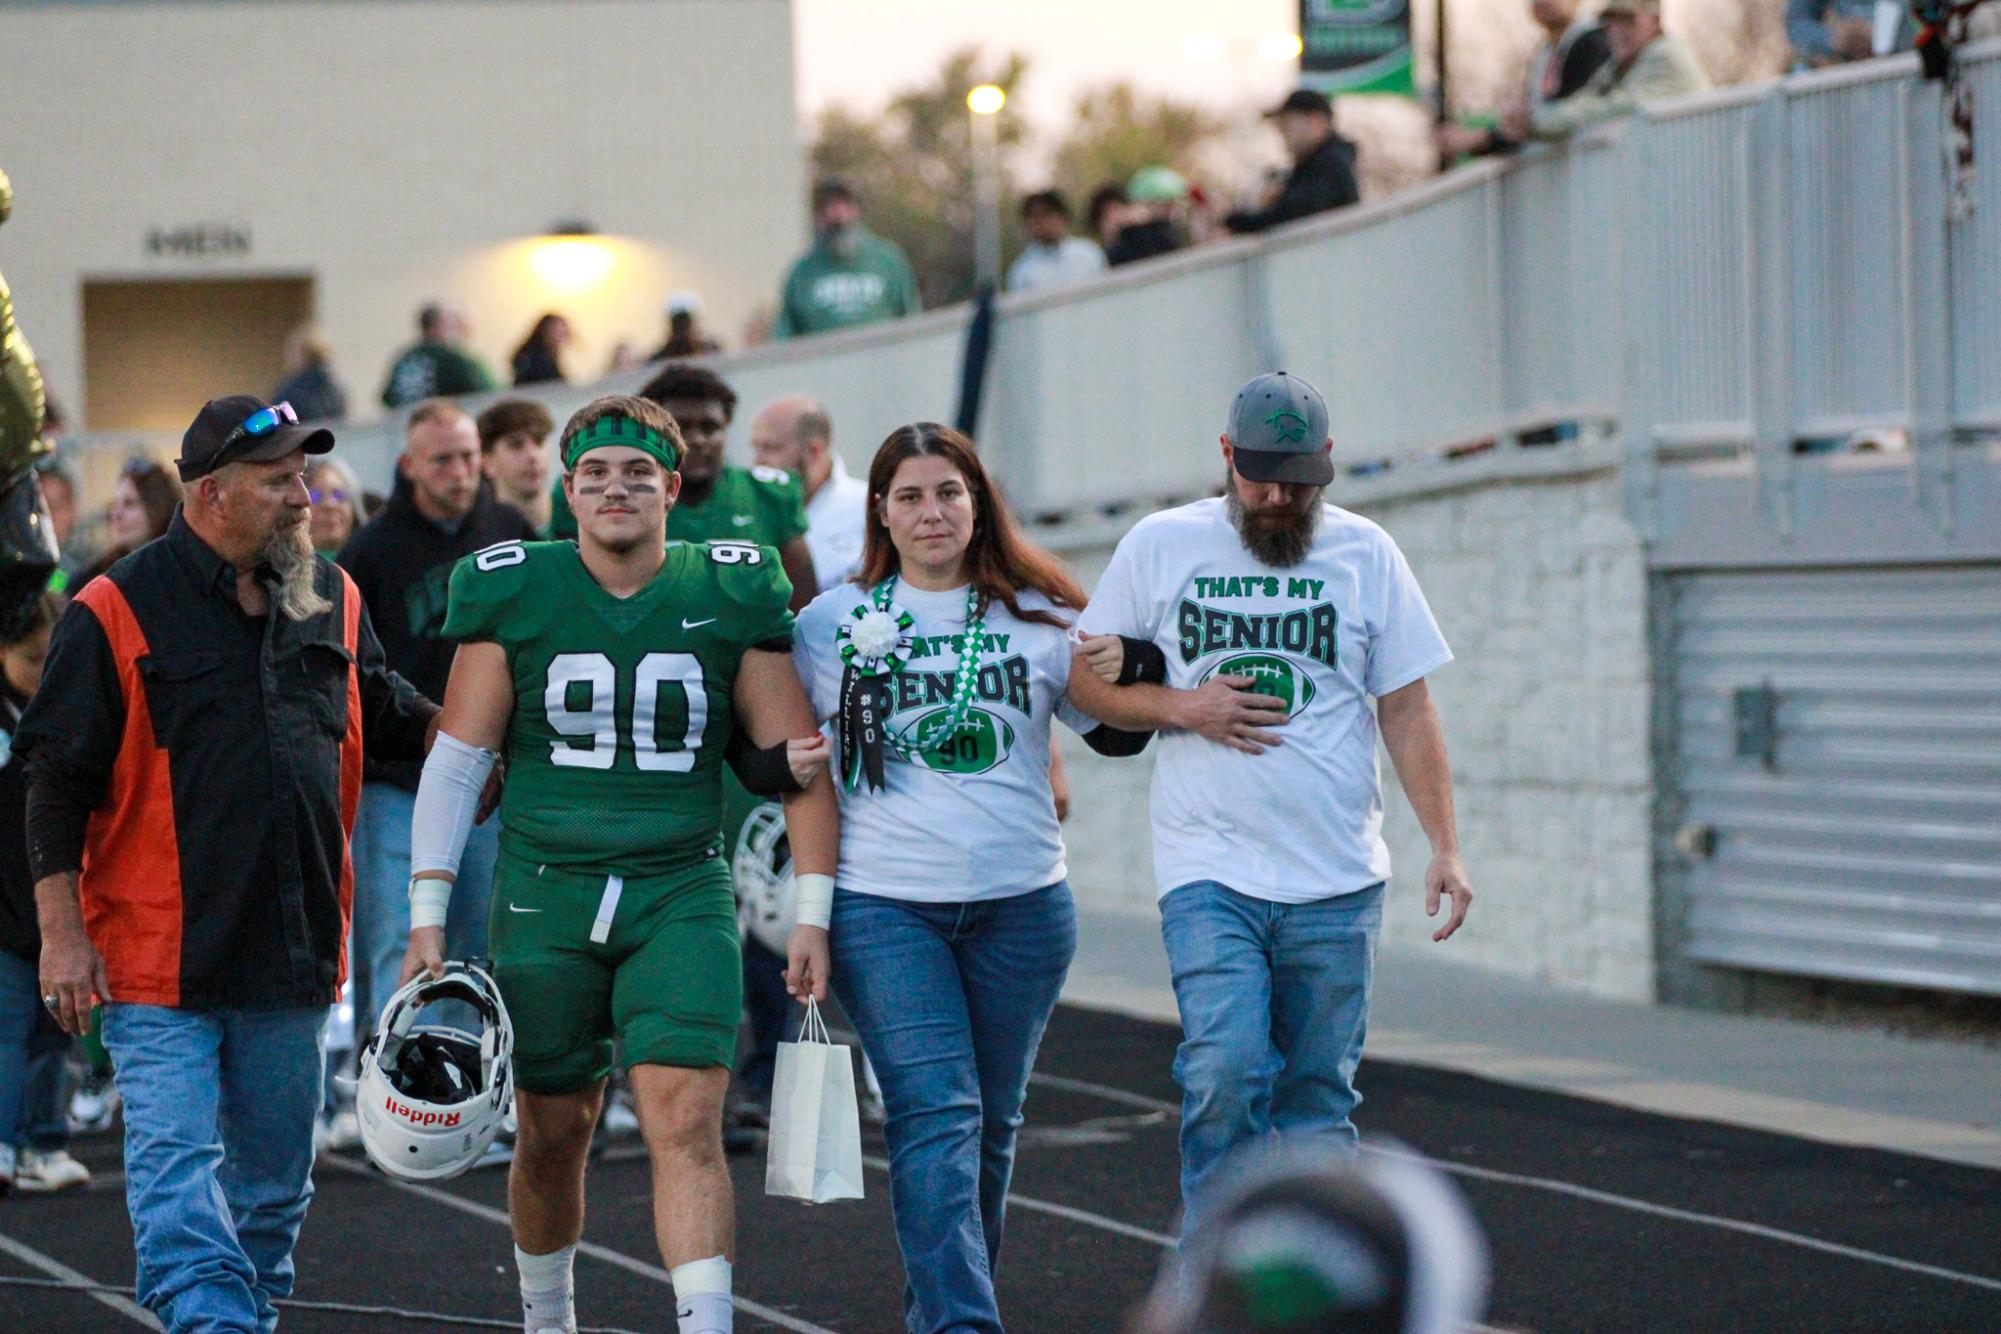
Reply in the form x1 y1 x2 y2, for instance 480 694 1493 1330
18 396 444 1334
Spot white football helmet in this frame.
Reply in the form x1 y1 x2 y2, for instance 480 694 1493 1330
731 800 797 956
355 961 513 1181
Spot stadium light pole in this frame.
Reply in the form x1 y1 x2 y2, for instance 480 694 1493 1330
968 83 1006 291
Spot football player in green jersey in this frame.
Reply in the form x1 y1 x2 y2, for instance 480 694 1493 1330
397 395 838 1334
547 363 818 612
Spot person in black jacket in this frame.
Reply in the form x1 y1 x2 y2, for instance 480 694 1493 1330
1435 0 1614 159
1224 89 1360 235
20 395 439 1333
337 398 537 1037
0 592 88 1195
510 312 571 387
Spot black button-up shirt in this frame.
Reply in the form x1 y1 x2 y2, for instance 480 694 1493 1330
17 513 436 1009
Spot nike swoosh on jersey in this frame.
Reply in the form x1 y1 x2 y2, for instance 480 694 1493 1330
682 616 718 630
731 514 755 526
507 904 543 914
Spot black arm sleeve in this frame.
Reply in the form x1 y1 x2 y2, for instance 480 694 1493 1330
1081 635 1170 758
726 731 806 797
15 601 125 880
354 598 439 763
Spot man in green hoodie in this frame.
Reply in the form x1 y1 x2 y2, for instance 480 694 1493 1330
774 179 921 339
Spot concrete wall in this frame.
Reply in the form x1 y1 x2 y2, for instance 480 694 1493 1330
1054 449 1657 1002
0 0 803 427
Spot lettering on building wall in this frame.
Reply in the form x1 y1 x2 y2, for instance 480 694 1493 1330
145 225 252 258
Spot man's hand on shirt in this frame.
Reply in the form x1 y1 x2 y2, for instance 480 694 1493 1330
1175 676 1290 754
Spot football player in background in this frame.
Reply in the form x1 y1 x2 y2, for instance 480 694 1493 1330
396 395 837 1334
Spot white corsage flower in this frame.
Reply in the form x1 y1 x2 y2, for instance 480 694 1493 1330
849 609 903 659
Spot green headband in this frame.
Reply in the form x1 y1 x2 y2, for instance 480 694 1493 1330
563 416 680 473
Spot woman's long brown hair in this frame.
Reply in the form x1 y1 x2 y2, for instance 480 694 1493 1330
855 422 1085 629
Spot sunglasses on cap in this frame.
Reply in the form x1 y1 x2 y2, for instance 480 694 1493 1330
220 401 300 453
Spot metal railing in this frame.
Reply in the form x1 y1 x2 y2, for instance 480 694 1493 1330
56 41 1998 529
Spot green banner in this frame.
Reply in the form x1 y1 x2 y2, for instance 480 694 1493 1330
1299 0 1417 99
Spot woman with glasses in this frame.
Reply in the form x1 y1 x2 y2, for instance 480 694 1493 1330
306 457 366 555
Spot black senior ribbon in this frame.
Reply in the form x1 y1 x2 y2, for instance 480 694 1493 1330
839 665 893 794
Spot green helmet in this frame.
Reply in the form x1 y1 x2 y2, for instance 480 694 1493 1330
1127 165 1189 204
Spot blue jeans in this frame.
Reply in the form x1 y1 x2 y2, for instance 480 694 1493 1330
831 882 1076 1334
738 936 795 1103
1159 880 1384 1243
101 1003 327 1334
349 781 499 1034
0 949 71 1151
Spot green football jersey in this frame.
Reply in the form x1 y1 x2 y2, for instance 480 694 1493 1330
442 538 794 876
546 464 807 547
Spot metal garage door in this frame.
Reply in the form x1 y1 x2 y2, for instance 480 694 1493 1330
1662 565 2001 995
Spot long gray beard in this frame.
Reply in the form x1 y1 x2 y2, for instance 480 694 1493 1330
266 521 331 622
1226 485 1322 568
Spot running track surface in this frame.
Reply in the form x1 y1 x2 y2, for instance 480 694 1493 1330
3 1003 1998 1333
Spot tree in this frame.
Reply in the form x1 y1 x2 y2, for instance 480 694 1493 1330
1047 84 1231 215
809 48 1032 309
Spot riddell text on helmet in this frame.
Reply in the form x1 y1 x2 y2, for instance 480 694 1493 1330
386 1096 462 1129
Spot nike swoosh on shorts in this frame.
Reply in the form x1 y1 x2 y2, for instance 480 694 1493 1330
508 904 543 914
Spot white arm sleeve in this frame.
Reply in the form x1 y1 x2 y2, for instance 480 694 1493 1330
409 731 498 880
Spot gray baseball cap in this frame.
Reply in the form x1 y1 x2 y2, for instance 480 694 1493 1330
1227 371 1333 486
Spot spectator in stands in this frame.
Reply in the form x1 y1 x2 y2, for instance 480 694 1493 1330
1531 0 1710 139
379 302 497 408
78 457 180 586
33 458 92 587
1109 167 1194 266
651 291 723 361
1436 0 1613 159
271 326 348 423
510 312 571 387
0 592 91 1195
1787 0 1909 66
337 400 536 1042
305 457 366 556
1007 190 1109 293
775 178 922 338
1225 89 1361 234
749 394 868 592
1088 183 1131 253
476 397 557 535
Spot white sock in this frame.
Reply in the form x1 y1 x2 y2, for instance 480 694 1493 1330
671 1256 732 1334
516 1243 577 1334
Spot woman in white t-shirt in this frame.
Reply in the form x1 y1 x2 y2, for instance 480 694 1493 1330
790 422 1127 1334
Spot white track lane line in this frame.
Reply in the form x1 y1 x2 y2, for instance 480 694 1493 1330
0 1226 161 1329
1023 1068 2001 1295
856 1152 1177 1247
321 1156 837 1334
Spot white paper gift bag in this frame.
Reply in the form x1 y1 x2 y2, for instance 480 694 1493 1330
764 998 865 1203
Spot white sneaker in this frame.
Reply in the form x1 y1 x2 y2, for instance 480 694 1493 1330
68 1080 120 1135
0 1141 16 1196
13 1148 90 1193
601 1091 640 1139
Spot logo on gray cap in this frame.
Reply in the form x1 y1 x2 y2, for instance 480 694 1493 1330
1228 372 1333 487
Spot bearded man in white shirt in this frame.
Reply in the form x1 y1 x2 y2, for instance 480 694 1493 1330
750 395 869 592
1068 371 1474 1244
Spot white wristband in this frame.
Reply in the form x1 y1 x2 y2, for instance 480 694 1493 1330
409 877 453 931
793 873 835 930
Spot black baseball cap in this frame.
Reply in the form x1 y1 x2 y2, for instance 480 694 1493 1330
1266 88 1334 119
177 395 334 483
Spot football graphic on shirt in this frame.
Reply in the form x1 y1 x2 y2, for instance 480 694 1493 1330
1199 652 1317 718
899 706 1015 775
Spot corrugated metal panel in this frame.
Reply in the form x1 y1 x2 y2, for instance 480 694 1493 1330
1665 566 2001 995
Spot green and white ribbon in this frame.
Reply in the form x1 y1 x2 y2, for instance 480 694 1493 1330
836 577 989 792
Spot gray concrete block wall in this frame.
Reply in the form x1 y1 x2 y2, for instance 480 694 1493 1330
1050 462 1657 1002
